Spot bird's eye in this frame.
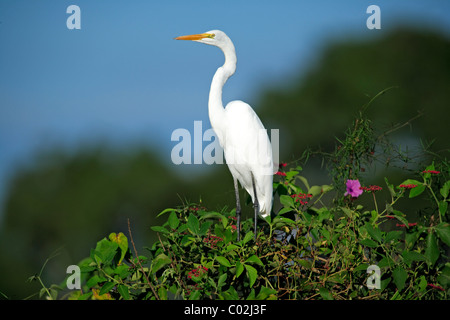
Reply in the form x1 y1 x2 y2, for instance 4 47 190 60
206 33 215 39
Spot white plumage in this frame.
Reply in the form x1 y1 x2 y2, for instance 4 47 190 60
176 30 274 240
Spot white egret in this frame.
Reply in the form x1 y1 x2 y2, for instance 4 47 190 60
175 30 275 241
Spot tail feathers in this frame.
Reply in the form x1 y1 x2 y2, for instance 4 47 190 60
252 192 272 218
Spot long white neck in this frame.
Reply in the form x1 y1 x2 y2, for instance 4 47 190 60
208 41 237 135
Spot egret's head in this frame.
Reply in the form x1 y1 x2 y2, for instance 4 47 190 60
175 30 231 48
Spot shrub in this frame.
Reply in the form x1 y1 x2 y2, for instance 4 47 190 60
38 160 449 300
35 102 450 300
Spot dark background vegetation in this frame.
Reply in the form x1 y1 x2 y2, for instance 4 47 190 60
1 27 449 299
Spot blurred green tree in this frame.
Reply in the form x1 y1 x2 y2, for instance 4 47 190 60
0 147 193 298
258 28 450 162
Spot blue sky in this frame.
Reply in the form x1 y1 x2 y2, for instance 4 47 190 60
1 0 449 218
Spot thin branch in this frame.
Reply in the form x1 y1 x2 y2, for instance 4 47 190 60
127 219 159 300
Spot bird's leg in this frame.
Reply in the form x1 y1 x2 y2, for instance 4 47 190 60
234 178 241 242
251 173 259 240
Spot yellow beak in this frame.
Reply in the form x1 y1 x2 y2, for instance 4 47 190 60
174 33 215 41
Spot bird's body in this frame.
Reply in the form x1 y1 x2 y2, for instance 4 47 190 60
175 30 274 240
219 100 273 217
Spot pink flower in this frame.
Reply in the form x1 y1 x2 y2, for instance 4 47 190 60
427 283 444 291
396 222 418 228
345 179 363 198
360 185 383 192
399 184 417 189
290 193 313 206
422 170 440 174
188 266 208 279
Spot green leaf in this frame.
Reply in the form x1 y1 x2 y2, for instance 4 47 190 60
440 181 450 199
217 273 227 289
391 210 409 226
272 216 296 228
242 231 254 245
114 264 130 279
78 292 93 300
236 261 244 278
216 256 232 267
244 264 258 287
359 238 378 248
224 244 239 253
118 285 130 300
157 208 177 218
435 223 450 246
421 163 436 180
392 267 407 291
385 230 403 243
222 286 239 300
187 214 200 235
321 184 333 194
365 223 382 243
189 290 201 300
437 266 450 287
245 255 264 267
93 238 119 265
150 226 169 234
158 286 167 300
199 221 213 236
409 184 426 198
150 253 171 274
398 179 424 198
424 232 439 266
223 228 233 243
418 276 427 292
341 207 356 218
378 256 395 269
199 211 226 220
321 228 331 241
405 231 420 249
286 170 300 181
168 211 180 230
246 289 256 300
86 275 106 288
109 232 128 265
399 179 422 187
319 287 333 300
401 250 425 266
277 207 293 215
99 281 116 295
439 201 448 217
385 177 396 198
255 286 278 300
280 195 294 208
298 259 312 269
308 185 322 197
353 263 369 272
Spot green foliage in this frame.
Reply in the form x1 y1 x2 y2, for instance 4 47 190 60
25 87 450 300
258 28 450 159
40 157 449 300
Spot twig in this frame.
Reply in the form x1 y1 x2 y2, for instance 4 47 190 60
127 219 159 300
157 232 189 293
377 111 423 140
